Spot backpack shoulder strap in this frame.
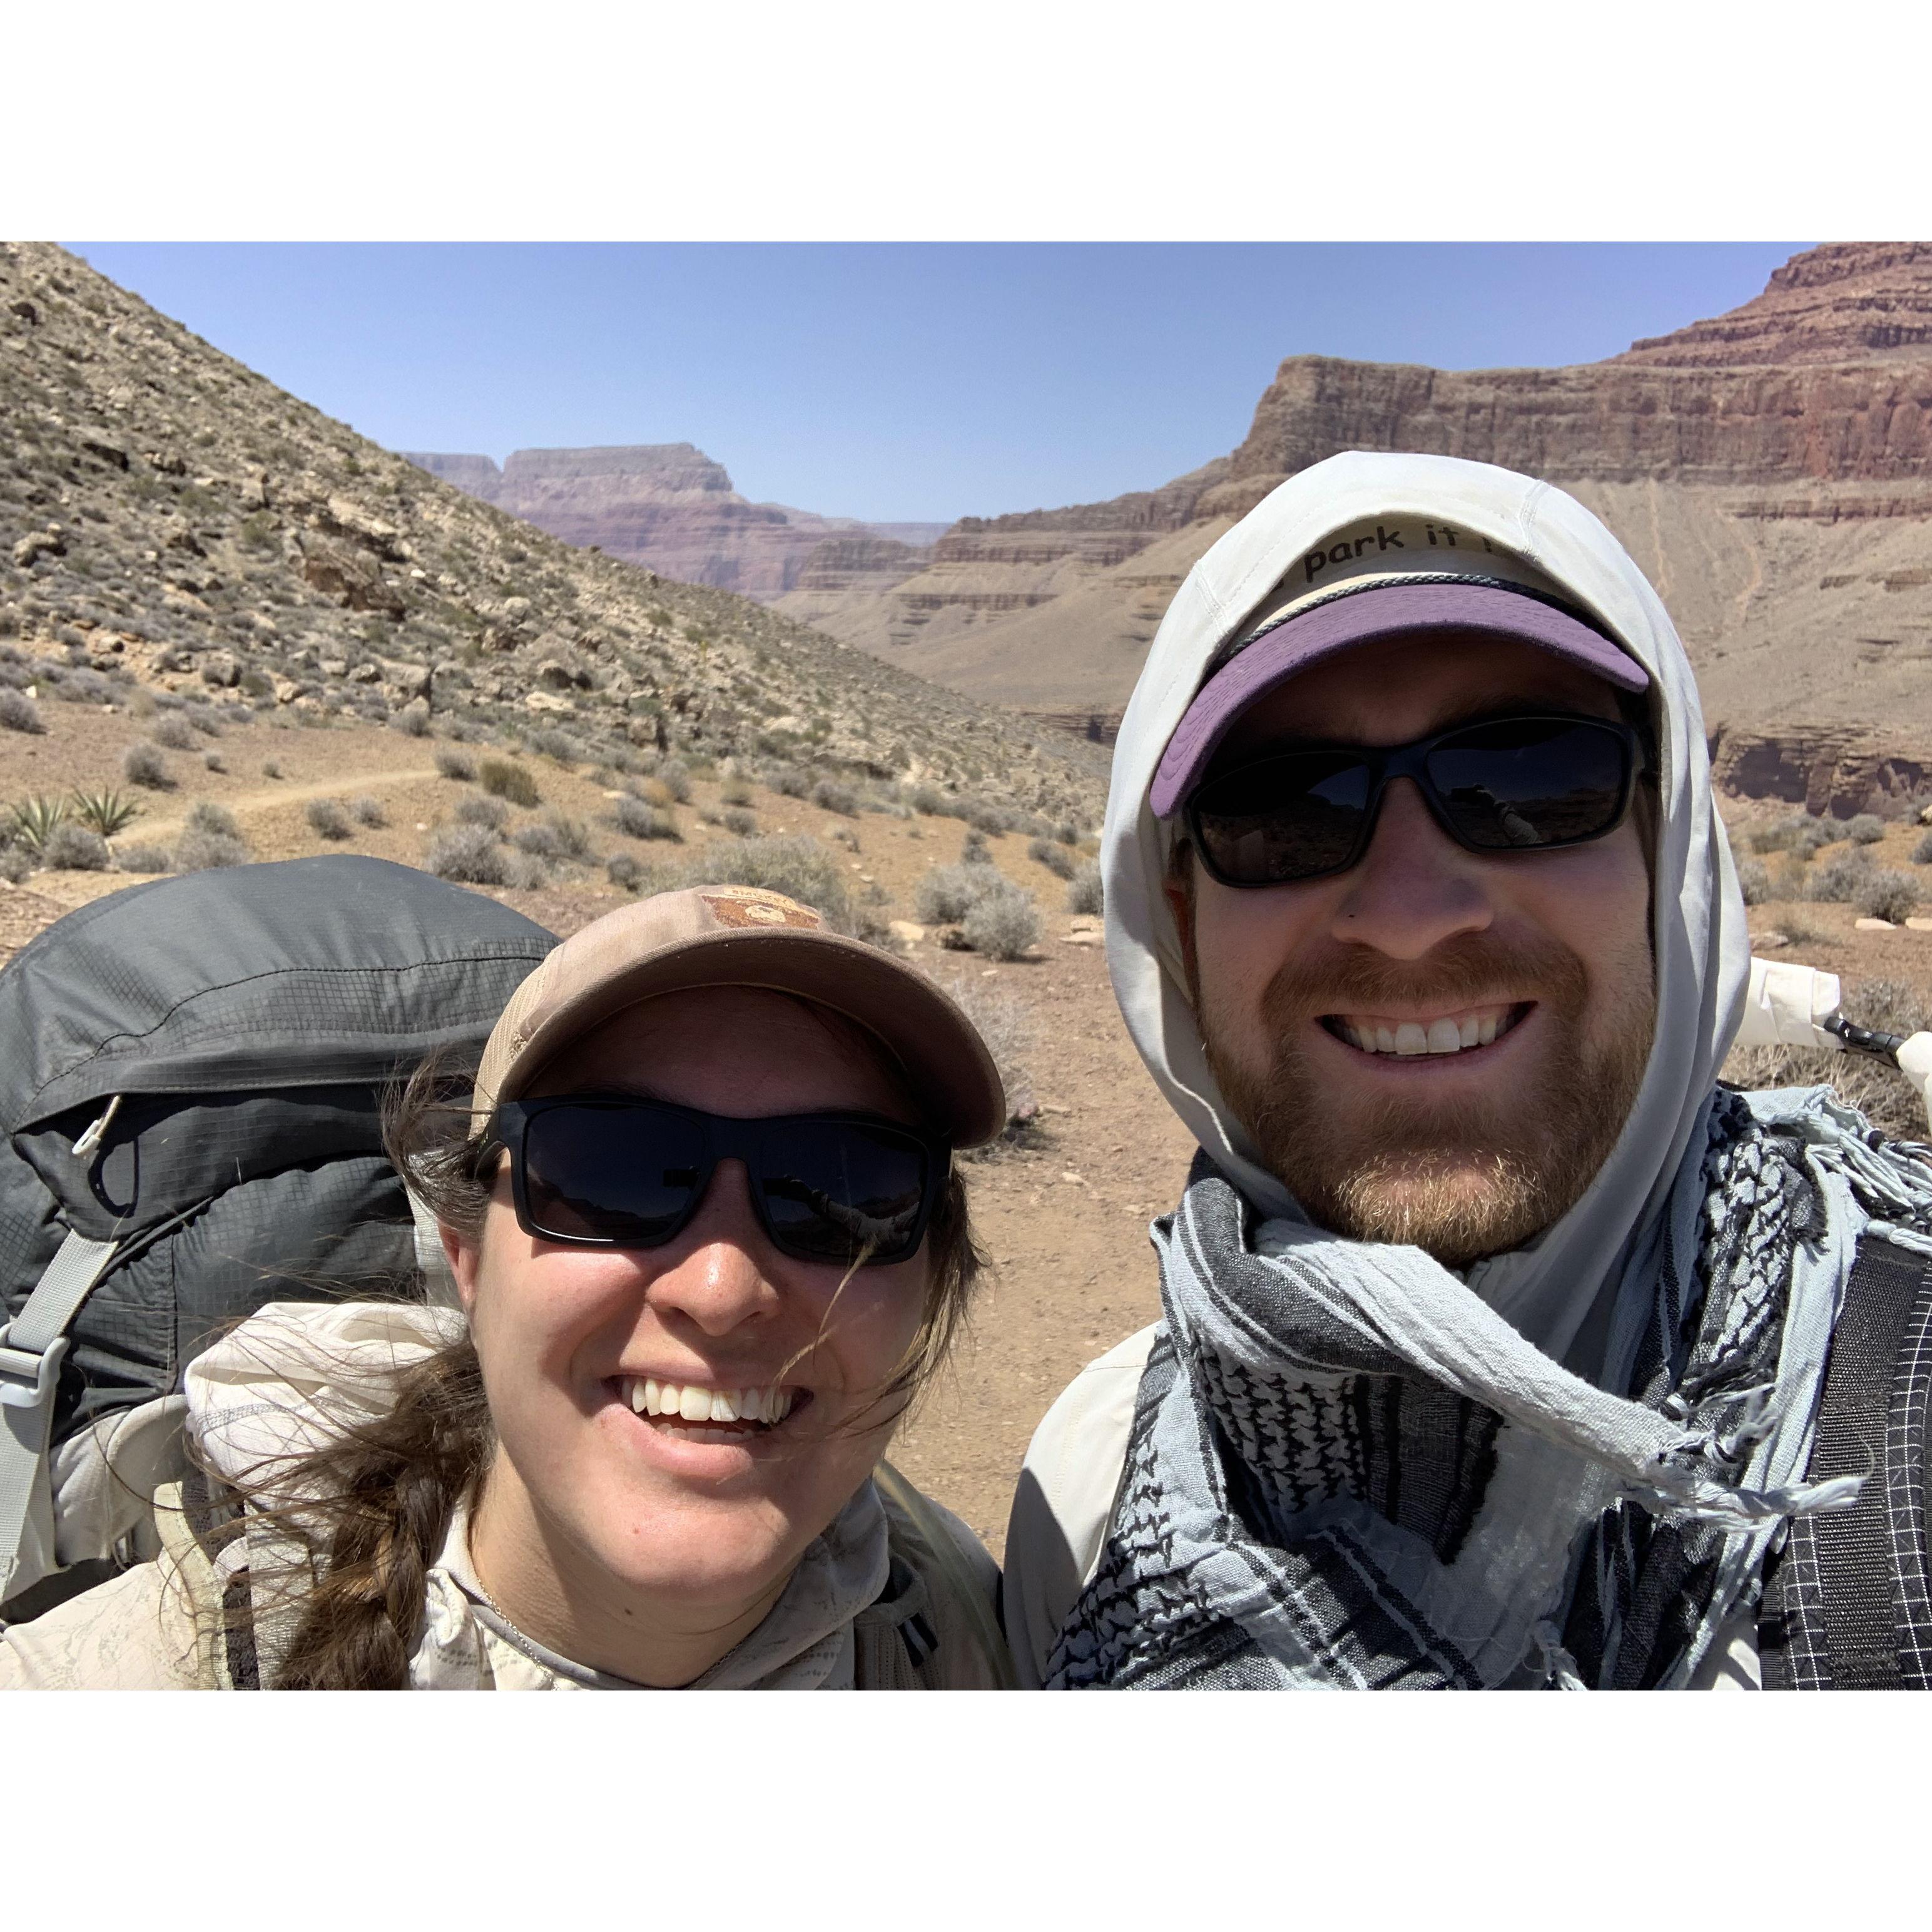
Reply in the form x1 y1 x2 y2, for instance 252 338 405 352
1759 1230 1932 1688
0 1229 122 1607
872 1460 1015 1689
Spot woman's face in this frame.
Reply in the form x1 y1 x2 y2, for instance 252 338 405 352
450 985 933 1624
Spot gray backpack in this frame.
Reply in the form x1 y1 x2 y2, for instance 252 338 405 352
0 855 555 1619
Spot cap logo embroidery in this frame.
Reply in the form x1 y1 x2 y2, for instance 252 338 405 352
699 888 820 930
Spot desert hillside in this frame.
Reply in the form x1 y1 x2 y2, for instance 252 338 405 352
781 244 1932 820
406 444 946 601
0 242 1101 821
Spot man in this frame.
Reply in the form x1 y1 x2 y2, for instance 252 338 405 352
1005 451 1932 1690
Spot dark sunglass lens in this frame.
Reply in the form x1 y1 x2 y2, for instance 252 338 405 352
521 1104 707 1244
1426 720 1628 851
755 1122 929 1265
1191 752 1373 883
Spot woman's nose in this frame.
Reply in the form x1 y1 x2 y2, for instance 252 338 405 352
644 1159 783 1338
1328 778 1497 959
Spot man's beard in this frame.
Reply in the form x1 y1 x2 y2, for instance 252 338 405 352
1199 930 1655 1270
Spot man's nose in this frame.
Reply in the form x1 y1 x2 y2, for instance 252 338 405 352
644 1159 783 1338
1327 777 1496 959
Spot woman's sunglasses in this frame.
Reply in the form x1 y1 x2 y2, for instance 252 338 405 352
1184 712 1643 888
487 1096 949 1268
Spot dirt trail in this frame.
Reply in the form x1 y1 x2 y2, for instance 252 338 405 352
130 763 440 841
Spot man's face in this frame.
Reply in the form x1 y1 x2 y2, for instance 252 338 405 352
1170 629 1657 1269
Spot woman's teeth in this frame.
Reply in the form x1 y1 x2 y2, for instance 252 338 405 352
624 1378 796 1425
1331 1005 1518 1057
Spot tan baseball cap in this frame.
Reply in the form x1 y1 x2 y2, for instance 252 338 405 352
471 885 1006 1146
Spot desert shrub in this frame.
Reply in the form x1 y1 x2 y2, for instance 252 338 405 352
53 668 112 705
1725 976 1929 1141
1913 831 1932 866
0 689 45 735
1806 849 1874 903
455 794 509 831
512 812 592 862
719 776 753 808
1855 870 1921 923
1845 813 1887 845
115 843 174 874
480 759 540 808
0 847 28 886
613 795 681 841
668 833 851 930
435 745 477 782
966 803 1012 836
506 851 556 890
122 742 172 789
1066 860 1104 917
932 970 1035 1128
908 784 947 816
203 750 226 773
915 863 995 926
960 830 993 867
186 800 242 840
810 778 859 817
1054 821 1080 846
721 807 756 837
351 795 387 828
41 822 109 870
962 882 1042 961
175 828 251 871
1028 836 1077 880
262 758 285 780
427 823 513 886
1751 813 1834 858
606 852 647 892
764 763 808 799
529 728 579 764
611 795 666 838
390 706 431 738
1734 855 1772 906
151 714 197 751
307 797 353 841
656 759 693 805
185 704 224 737
831 826 860 853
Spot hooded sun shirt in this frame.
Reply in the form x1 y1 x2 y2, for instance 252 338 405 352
1009 451 1932 1691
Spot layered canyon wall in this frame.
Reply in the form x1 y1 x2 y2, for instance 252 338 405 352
782 244 1932 816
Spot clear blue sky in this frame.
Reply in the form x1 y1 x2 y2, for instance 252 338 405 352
68 243 1804 526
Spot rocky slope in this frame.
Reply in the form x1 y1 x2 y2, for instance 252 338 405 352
0 244 1103 820
406 445 946 602
785 244 1932 816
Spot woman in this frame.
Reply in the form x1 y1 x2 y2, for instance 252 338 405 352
0 883 1012 1689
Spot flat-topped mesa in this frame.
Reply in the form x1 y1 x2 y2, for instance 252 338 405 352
499 443 738 497
407 444 942 603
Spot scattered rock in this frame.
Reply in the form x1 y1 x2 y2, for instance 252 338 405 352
888 920 926 945
526 689 575 714
1908 917 1932 932
1856 916 1898 930
12 526 65 568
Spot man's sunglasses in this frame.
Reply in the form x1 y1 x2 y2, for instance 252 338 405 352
1184 713 1643 888
487 1096 949 1268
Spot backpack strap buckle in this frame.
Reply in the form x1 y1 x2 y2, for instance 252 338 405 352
0 1329 69 1411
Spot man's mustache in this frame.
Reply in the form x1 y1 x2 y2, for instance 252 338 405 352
1257 932 1589 1027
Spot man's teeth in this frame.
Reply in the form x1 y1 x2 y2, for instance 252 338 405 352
624 1378 796 1425
1334 1007 1513 1057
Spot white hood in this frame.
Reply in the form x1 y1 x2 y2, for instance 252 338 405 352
1104 451 1751 1362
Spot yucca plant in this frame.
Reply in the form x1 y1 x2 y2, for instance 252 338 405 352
9 794 69 855
69 787 142 838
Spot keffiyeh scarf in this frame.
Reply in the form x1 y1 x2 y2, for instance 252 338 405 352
1046 1086 1932 1690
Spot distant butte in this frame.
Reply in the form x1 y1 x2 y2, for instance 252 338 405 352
404 444 946 602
